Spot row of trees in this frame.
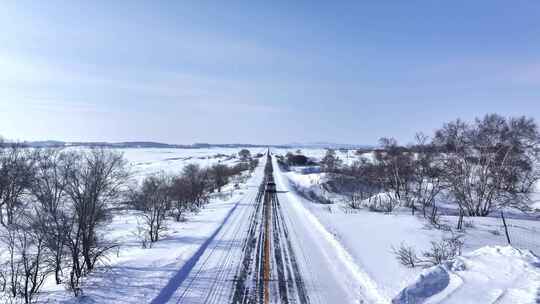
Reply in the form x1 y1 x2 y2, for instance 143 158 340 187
0 145 257 303
130 160 258 245
0 147 128 302
336 114 540 224
282 149 340 170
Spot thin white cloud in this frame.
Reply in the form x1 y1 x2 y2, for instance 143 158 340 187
7 99 105 114
0 51 291 120
509 63 540 85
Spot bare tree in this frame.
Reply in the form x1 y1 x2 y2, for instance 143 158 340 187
209 163 229 193
0 267 5 294
238 149 251 161
62 148 128 295
249 158 259 173
169 176 192 221
29 149 70 284
434 114 540 217
320 149 342 173
182 164 209 209
130 174 171 243
286 152 309 166
343 158 382 209
375 138 415 211
0 144 33 226
0 218 52 304
410 133 444 217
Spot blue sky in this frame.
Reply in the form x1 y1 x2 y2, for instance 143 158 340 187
1 1 539 145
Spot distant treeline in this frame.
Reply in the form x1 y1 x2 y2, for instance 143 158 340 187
284 114 540 224
0 141 292 149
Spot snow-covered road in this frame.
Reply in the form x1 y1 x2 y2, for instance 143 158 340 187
150 158 265 304
150 153 382 304
271 155 386 304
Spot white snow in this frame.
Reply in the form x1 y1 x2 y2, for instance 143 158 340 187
40 174 261 303
2 147 539 303
395 246 540 304
0 147 265 303
122 147 266 181
273 156 388 303
279 166 444 300
271 147 373 166
274 148 540 303
393 266 450 304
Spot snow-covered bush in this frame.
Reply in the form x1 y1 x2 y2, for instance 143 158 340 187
363 193 399 213
393 235 464 268
132 219 151 249
392 243 419 268
422 236 463 266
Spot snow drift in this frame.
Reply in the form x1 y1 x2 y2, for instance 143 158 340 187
393 246 540 304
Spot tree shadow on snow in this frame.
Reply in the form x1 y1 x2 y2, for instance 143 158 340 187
61 201 243 304
150 202 241 304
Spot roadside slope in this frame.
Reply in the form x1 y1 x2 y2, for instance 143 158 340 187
272 156 387 304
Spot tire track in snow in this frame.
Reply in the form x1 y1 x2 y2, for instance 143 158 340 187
273 193 310 304
175 189 258 303
152 161 265 304
203 192 257 304
271 155 387 304
231 171 266 304
150 200 242 304
231 153 311 304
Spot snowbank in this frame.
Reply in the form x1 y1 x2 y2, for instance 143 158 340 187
279 166 540 302
278 165 444 300
284 171 322 189
393 266 450 304
393 246 540 304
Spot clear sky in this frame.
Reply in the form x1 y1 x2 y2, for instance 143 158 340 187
1 1 539 145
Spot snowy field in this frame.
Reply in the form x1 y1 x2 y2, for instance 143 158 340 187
0 147 265 303
271 147 372 166
122 147 267 181
272 148 540 303
1 147 539 303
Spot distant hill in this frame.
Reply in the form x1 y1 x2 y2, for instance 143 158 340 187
18 141 290 149
14 140 370 150
284 142 373 149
